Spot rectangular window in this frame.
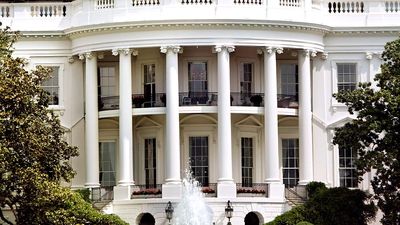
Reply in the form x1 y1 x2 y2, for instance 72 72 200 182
99 142 116 187
241 137 253 187
189 136 209 186
339 147 358 188
337 63 357 92
240 63 253 100
188 62 208 103
41 66 59 105
145 138 157 188
98 67 116 97
280 64 298 98
143 64 156 107
282 139 299 187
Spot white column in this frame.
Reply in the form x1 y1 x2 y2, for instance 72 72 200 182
161 46 182 198
112 48 137 186
215 45 236 198
80 52 100 188
262 47 285 199
298 49 315 185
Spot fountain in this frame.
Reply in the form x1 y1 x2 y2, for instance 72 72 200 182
172 168 214 225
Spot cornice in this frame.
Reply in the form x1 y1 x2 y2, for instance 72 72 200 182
16 21 400 39
64 20 332 38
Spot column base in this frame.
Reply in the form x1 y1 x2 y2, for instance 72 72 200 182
267 183 285 200
217 182 236 199
162 183 182 199
114 185 133 200
85 182 100 188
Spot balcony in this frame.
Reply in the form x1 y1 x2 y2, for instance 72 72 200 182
98 93 298 111
0 0 399 31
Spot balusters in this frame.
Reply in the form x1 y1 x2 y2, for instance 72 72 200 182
327 1 364 13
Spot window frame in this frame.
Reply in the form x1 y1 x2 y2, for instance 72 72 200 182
240 137 254 187
280 138 300 188
35 63 64 109
99 140 117 187
331 61 360 107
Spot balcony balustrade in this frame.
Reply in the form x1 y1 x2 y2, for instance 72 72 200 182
0 0 398 30
131 184 162 199
98 93 298 111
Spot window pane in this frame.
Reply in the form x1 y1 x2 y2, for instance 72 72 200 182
99 142 116 187
337 63 357 92
41 66 59 105
189 136 209 186
145 138 157 188
282 139 299 187
339 147 357 188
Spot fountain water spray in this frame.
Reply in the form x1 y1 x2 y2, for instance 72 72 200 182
172 168 213 225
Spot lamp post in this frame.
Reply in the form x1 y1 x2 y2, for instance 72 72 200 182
165 201 174 224
225 200 233 225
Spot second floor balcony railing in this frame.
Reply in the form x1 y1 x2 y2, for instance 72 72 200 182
98 93 298 111
236 183 269 197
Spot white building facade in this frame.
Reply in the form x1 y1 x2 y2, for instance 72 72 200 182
2 0 399 224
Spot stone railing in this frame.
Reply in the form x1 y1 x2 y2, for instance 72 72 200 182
180 0 214 5
327 1 365 13
30 3 68 17
0 5 11 17
132 0 161 6
279 0 302 7
234 0 263 5
385 0 400 12
96 0 115 9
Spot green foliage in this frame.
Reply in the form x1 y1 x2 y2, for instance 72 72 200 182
0 26 127 225
296 222 313 225
333 37 400 224
266 187 376 225
74 188 91 203
265 206 306 225
304 187 376 225
305 182 327 199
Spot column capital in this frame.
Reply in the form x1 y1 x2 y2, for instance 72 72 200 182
365 52 373 60
214 45 235 53
261 46 283 55
321 52 329 60
78 52 96 60
160 46 183 54
299 49 317 57
112 48 139 56
68 56 75 64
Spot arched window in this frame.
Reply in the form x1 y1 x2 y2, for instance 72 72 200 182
244 212 260 225
139 213 155 225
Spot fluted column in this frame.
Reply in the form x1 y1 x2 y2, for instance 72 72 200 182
80 52 100 188
298 49 315 185
263 47 283 183
215 45 236 198
260 47 285 200
161 46 182 198
112 48 138 186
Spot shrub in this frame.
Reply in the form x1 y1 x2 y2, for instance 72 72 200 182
74 188 91 203
304 187 376 225
296 222 313 225
265 205 306 225
305 182 327 199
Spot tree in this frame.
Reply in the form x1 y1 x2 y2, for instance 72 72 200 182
0 26 127 225
333 37 400 225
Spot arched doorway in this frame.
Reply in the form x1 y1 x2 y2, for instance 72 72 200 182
139 213 155 225
244 212 260 225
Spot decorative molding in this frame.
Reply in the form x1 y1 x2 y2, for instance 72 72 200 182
262 46 283 54
321 52 328 60
97 53 104 60
68 56 75 63
311 50 317 57
160 46 182 54
365 52 373 60
111 48 119 56
213 45 235 53
78 52 95 60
